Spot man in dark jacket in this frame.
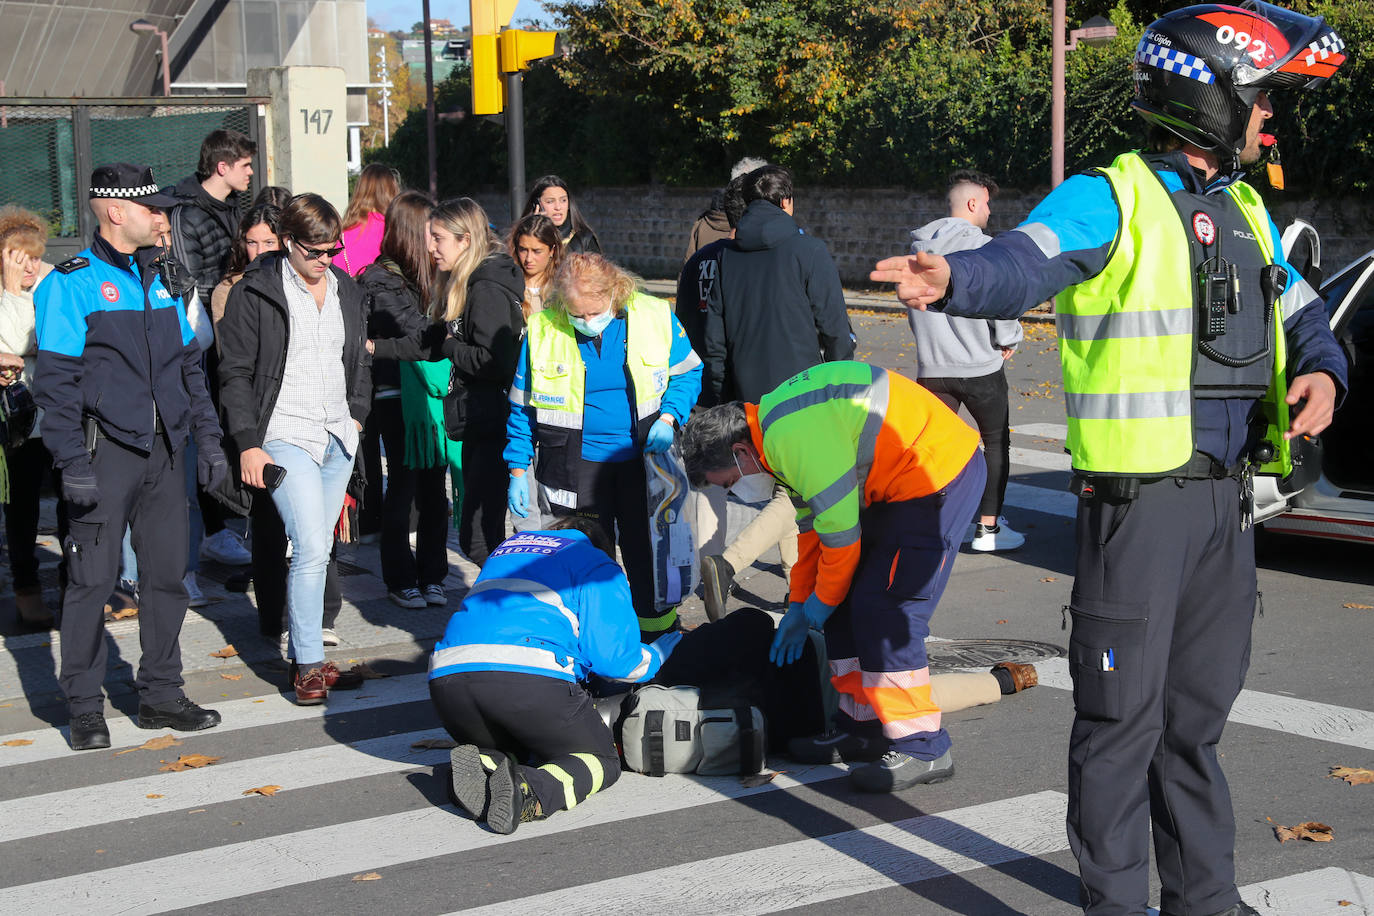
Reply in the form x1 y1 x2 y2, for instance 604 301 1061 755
34 163 227 750
703 165 854 404
170 129 256 306
697 165 855 620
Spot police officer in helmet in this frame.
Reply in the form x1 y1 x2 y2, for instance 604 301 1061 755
873 3 1349 914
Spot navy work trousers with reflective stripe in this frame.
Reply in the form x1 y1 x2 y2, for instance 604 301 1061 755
429 670 620 816
1067 475 1255 916
59 433 189 716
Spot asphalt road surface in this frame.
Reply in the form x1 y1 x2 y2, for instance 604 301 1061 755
0 307 1370 915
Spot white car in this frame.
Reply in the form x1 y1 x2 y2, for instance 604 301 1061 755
1253 220 1374 544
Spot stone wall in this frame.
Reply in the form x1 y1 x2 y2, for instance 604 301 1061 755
472 185 1374 285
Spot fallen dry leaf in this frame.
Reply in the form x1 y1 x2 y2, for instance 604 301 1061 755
159 754 222 772
1328 766 1374 786
996 619 1009 624
209 645 239 658
1340 901 1354 907
242 785 282 797
146 794 164 799
410 738 458 750
0 702 13 708
187 808 206 814
1272 820 1334 843
1040 577 1057 583
110 606 138 620
115 734 182 756
3 739 34 747
220 673 243 681
741 771 782 788
352 872 383 882
348 663 389 679
1341 603 1373 609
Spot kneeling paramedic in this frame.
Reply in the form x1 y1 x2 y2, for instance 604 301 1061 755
872 4 1349 912
428 516 682 834
681 361 983 792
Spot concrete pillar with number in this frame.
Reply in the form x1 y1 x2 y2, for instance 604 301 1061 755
247 66 349 214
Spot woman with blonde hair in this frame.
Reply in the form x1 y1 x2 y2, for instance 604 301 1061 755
340 164 401 277
372 197 523 566
0 205 59 627
504 253 702 642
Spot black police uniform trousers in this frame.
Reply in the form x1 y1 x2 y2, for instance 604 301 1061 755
1067 474 1255 916
430 670 621 816
60 432 190 716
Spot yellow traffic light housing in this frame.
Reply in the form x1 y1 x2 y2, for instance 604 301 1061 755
471 32 504 115
500 30 560 72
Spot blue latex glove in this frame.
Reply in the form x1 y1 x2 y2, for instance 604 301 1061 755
507 474 529 518
647 630 684 667
644 417 674 454
769 603 810 667
802 593 837 630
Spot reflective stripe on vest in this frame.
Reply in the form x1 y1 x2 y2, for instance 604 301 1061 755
1055 152 1287 476
464 577 580 637
523 291 677 431
429 643 575 677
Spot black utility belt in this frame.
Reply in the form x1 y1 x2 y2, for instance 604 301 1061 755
83 414 166 443
1072 453 1245 500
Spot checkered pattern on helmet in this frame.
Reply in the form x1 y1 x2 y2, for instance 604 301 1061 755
1137 42 1217 85
1304 32 1346 67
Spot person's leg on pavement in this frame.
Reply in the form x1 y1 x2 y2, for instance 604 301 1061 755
458 436 510 568
127 435 193 709
376 398 419 593
415 463 450 591
265 437 352 672
6 439 56 623
322 539 342 633
249 495 288 637
1066 479 1200 915
846 454 984 792
358 391 386 538
1149 478 1254 916
723 483 798 573
958 371 1023 551
58 440 141 729
181 437 206 605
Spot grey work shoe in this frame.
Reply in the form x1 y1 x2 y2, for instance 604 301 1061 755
849 748 954 793
699 554 735 622
448 745 489 819
786 729 887 764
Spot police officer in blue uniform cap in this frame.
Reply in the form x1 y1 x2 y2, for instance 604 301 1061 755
35 163 228 750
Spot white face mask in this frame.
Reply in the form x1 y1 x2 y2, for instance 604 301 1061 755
728 451 775 503
569 309 614 337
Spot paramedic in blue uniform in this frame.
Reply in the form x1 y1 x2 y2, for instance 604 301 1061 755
35 164 228 751
428 516 681 835
872 5 1349 915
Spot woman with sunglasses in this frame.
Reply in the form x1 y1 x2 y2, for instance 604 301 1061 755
218 193 371 705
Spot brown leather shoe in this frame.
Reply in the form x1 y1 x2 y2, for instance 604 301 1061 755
992 662 1038 693
291 661 364 692
293 666 328 705
320 661 364 690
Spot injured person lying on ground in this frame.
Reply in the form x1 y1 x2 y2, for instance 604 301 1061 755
427 517 1038 833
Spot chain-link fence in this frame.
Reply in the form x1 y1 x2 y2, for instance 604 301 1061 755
0 97 267 259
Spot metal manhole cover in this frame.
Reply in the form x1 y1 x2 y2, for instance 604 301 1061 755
927 638 1065 669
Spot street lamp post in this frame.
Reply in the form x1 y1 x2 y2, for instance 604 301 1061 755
1050 5 1117 187
130 19 171 97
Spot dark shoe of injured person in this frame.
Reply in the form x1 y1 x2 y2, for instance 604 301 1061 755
699 554 735 622
991 662 1038 694
849 748 954 793
485 756 542 835
786 729 888 764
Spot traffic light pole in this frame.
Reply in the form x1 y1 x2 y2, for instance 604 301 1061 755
422 0 438 197
506 70 525 223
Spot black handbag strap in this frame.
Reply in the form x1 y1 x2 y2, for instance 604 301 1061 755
645 709 666 777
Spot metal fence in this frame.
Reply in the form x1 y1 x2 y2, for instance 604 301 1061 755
0 97 268 260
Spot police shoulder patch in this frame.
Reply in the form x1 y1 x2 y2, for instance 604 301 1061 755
54 256 90 275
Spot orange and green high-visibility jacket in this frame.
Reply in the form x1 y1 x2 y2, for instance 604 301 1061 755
745 361 979 606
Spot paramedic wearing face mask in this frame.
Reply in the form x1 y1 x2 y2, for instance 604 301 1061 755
505 253 702 642
681 361 983 793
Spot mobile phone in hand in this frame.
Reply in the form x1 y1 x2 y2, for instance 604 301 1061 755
262 463 287 491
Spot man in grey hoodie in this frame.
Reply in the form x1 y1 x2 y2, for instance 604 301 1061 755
907 170 1025 551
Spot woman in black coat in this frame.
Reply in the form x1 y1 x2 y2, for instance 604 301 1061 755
371 197 524 567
